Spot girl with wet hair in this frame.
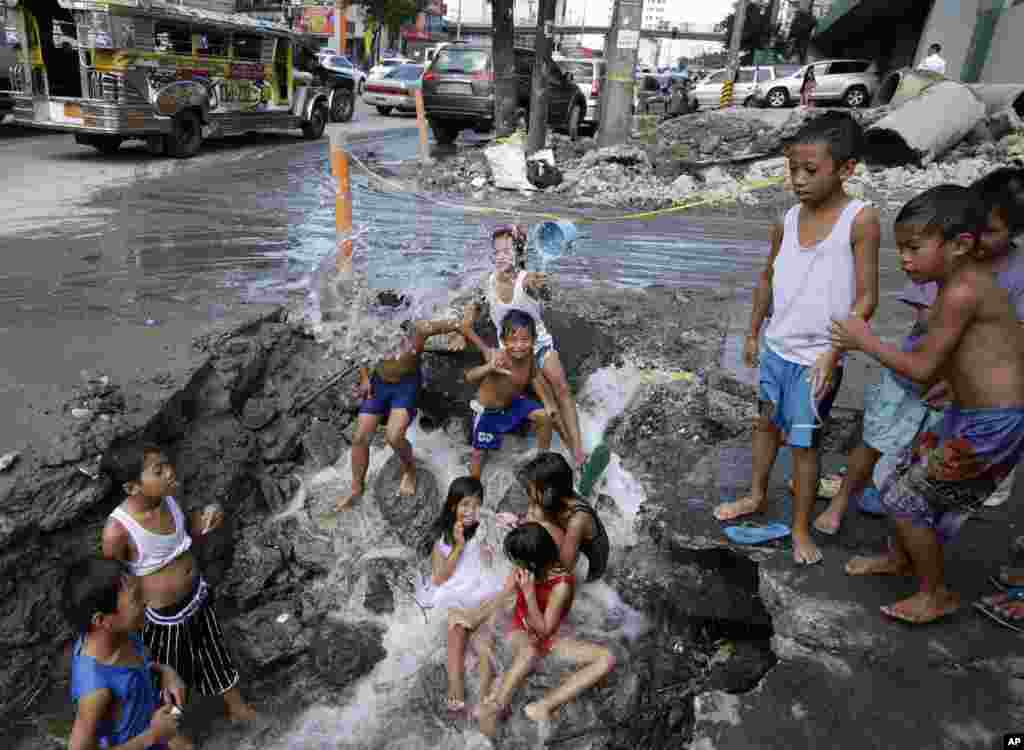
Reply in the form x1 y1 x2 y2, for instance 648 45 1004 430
521 451 610 582
424 477 504 715
462 522 615 734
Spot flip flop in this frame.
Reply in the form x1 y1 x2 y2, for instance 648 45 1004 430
973 600 1024 634
724 522 791 545
857 488 885 516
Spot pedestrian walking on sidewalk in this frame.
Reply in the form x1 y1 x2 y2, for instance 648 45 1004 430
800 65 817 108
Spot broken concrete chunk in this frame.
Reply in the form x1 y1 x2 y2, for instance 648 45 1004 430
0 452 20 473
746 157 789 182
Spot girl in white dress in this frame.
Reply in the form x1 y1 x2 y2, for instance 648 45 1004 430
423 477 505 713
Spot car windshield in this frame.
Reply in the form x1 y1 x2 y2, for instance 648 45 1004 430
561 61 595 80
776 64 801 77
327 56 350 68
432 47 489 74
705 71 726 84
388 64 424 80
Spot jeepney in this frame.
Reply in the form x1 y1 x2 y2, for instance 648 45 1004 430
0 0 355 156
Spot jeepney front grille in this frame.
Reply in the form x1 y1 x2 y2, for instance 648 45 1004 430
87 70 123 101
8 64 27 93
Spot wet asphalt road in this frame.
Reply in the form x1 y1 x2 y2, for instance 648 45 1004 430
0 102 913 453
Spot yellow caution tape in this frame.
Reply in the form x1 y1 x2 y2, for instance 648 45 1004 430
341 146 786 225
639 369 696 383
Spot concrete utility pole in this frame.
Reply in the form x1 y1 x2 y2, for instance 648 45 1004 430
597 0 642 147
728 0 749 82
493 0 517 137
526 0 556 153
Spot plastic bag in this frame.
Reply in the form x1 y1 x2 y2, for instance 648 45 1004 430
484 143 535 191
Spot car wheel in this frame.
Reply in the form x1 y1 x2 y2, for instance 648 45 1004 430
331 90 354 122
766 87 789 108
567 102 582 140
302 101 328 139
166 109 202 158
429 119 458 145
743 96 755 107
376 106 393 116
92 135 122 154
843 85 869 108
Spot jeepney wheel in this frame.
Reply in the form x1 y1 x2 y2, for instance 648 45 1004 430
331 90 354 123
91 135 123 155
303 101 328 139
166 110 202 159
376 106 392 116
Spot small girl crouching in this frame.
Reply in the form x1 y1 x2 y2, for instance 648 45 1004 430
423 477 506 714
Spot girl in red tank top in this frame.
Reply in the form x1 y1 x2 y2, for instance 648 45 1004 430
473 522 616 736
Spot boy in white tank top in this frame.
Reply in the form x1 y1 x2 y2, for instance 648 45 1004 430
713 112 881 567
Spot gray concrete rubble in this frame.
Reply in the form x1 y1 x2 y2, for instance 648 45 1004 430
404 85 1024 215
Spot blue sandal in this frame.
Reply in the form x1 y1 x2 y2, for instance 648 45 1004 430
857 488 885 516
724 522 791 545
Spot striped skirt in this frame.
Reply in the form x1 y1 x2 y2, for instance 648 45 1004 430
143 576 239 697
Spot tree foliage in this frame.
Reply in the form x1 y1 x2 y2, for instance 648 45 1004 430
352 0 419 33
785 9 817 63
716 3 777 54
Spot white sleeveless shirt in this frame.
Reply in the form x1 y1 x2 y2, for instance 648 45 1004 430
765 199 866 366
110 496 192 577
487 271 554 350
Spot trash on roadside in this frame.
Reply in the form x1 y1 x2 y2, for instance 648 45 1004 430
70 408 93 419
0 451 20 473
276 613 291 624
484 143 535 191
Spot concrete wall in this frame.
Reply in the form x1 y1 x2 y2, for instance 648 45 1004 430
982 1 1024 83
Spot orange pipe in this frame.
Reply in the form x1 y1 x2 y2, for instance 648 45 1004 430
332 142 353 268
415 88 430 165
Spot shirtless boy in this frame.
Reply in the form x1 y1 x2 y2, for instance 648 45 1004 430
466 310 555 479
832 184 1024 625
339 295 474 508
100 442 257 722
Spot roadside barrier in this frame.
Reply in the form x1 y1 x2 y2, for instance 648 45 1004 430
720 79 734 108
336 143 785 225
329 130 354 271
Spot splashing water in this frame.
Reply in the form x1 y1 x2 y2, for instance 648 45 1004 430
255 362 660 749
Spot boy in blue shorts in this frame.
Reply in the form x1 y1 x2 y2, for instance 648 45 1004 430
713 112 881 566
62 557 191 750
833 185 1024 624
466 310 555 479
340 294 475 507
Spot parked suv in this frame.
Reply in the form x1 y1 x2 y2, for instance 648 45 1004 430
422 45 588 144
752 59 879 108
692 65 800 109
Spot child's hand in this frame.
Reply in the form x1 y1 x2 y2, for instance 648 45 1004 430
514 568 536 598
453 519 466 547
200 504 224 535
924 380 952 408
525 504 543 523
743 334 759 369
449 607 477 631
149 704 181 743
158 666 187 711
529 272 549 291
496 512 520 531
490 350 513 376
809 351 838 400
829 316 869 352
462 302 480 333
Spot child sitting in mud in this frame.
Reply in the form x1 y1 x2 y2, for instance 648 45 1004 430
100 442 258 723
815 166 1024 536
62 557 191 750
713 111 881 566
339 294 475 508
457 523 616 736
465 310 556 480
423 477 506 714
520 451 610 582
832 185 1024 625
464 224 586 468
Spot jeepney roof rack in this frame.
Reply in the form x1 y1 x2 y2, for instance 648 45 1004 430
55 0 296 36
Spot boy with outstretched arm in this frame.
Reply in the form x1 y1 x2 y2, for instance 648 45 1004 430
832 185 1024 625
466 310 555 479
63 557 191 750
100 442 257 723
339 296 475 508
712 112 881 566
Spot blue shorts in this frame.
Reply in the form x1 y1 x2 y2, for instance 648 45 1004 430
759 346 843 449
360 373 419 419
472 395 544 450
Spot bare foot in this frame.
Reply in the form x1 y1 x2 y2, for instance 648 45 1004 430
448 333 467 352
399 467 417 497
713 494 765 521
226 702 260 723
845 553 912 577
445 695 467 713
880 589 961 624
792 531 822 566
337 484 363 510
524 702 553 723
476 698 507 738
813 499 847 536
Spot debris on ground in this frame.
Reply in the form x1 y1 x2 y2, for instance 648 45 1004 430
410 92 1024 214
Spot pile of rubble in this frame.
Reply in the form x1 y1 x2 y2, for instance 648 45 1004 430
412 93 1023 215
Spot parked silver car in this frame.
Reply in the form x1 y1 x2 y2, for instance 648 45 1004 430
559 58 606 134
751 59 879 108
692 65 800 109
